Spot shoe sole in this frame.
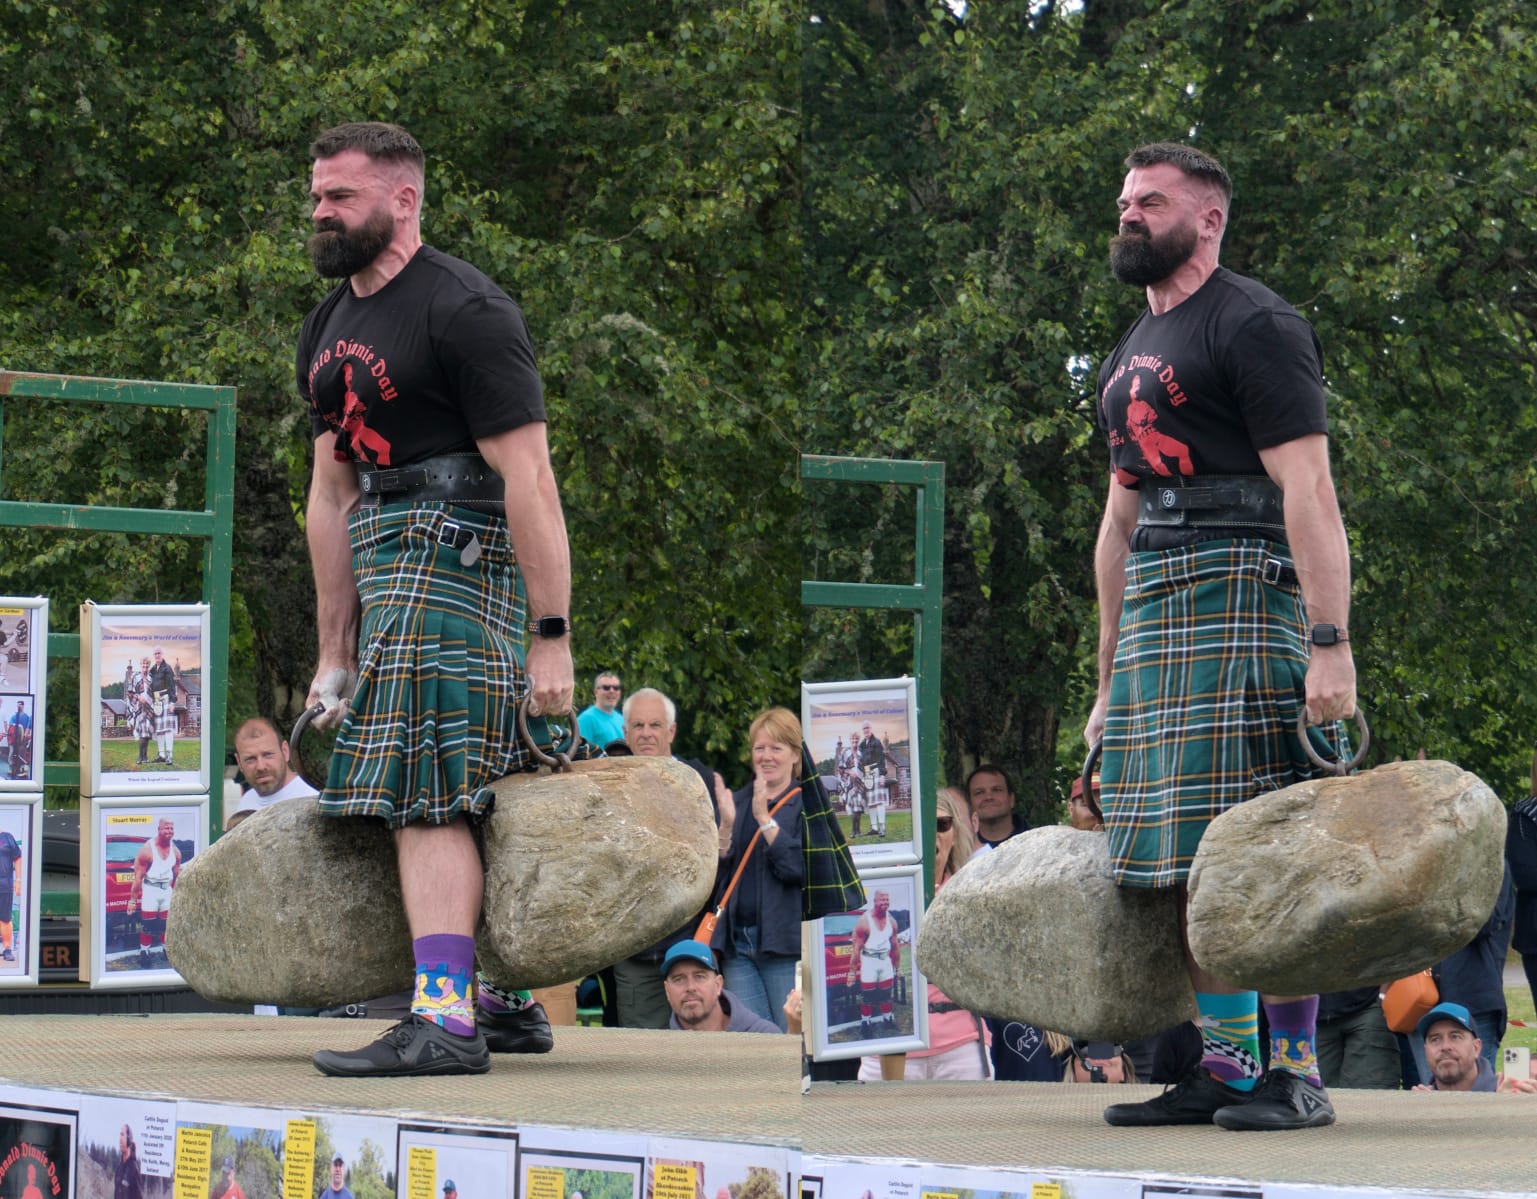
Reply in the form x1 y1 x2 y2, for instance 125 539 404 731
1213 1107 1335 1131
482 1034 555 1055
1103 1108 1219 1127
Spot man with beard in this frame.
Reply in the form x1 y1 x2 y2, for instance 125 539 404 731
298 122 569 1076
147 647 179 765
1088 143 1355 1132
226 717 317 830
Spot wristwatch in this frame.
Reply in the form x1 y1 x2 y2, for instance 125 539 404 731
531 616 571 639
1309 623 1349 647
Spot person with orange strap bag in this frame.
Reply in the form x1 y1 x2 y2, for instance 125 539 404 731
698 706 806 1032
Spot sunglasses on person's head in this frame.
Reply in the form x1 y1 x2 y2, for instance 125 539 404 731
934 815 954 832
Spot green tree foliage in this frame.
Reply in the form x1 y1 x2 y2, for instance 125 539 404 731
0 0 799 775
805 0 1537 815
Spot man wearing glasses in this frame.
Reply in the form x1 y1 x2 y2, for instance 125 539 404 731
578 672 625 749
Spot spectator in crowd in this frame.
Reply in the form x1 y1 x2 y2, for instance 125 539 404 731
661 939 779 1033
712 706 804 1032
1508 752 1537 1014
577 672 625 749
1045 1034 1138 1084
1067 775 1104 832
1315 986 1400 1089
227 717 319 830
934 785 976 843
1407 1008 1530 1088
609 687 731 1027
859 786 991 1080
967 764 1028 850
318 1157 353 1199
1405 864 1514 1085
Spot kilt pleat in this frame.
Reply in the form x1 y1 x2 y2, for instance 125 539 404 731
1101 539 1333 888
320 502 530 829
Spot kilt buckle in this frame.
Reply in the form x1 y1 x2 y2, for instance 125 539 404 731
1262 557 1298 587
437 520 482 567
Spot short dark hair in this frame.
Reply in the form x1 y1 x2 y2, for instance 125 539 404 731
965 763 1014 797
310 122 424 178
1125 141 1232 204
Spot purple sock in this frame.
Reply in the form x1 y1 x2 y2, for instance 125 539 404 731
411 934 477 1037
1264 996 1322 1085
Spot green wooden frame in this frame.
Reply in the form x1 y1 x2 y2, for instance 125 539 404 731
0 371 236 916
801 454 944 898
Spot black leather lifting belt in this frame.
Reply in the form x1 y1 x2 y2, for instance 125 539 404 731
1136 474 1285 537
355 453 504 509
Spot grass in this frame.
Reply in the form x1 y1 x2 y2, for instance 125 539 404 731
1504 950 1536 1055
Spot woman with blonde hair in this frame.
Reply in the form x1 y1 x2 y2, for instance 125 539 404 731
859 785 992 1079
712 706 804 1030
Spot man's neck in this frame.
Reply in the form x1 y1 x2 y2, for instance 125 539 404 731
1144 254 1219 316
349 230 423 299
976 813 1014 843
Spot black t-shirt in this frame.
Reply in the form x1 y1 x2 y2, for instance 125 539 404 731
298 246 545 466
1095 267 1327 487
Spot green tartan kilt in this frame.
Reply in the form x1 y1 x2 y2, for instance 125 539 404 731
320 502 532 829
1101 538 1335 889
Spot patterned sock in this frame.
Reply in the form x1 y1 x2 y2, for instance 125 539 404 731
411 934 477 1036
476 975 535 1014
1264 996 1322 1085
1195 990 1263 1092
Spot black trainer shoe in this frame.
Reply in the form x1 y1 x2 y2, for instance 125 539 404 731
313 1014 491 1077
1214 1068 1335 1131
477 1001 555 1054
1104 1067 1255 1127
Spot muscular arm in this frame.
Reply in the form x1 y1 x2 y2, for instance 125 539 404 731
477 422 575 717
1086 479 1140 746
1259 433 1356 723
848 917 869 980
131 844 151 905
304 434 362 719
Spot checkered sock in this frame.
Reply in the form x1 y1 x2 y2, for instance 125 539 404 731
475 975 535 1014
1264 996 1322 1085
1196 990 1263 1092
411 934 477 1037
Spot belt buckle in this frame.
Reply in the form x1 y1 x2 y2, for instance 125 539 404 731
438 520 464 549
1262 557 1283 585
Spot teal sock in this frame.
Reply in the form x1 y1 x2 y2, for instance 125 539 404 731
1196 990 1263 1092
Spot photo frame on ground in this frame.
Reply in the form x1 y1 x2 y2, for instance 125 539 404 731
0 795 41 988
801 677 920 867
80 602 210 796
805 862 928 1061
80 794 207 987
0 596 48 793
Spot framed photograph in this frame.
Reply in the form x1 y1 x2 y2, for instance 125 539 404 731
805 863 928 1061
0 795 41 987
0 597 48 792
81 602 210 796
801 677 920 866
80 794 207 987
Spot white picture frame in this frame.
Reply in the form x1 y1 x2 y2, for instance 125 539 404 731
81 794 208 987
0 795 41 988
805 862 928 1061
0 596 48 793
801 677 921 867
81 602 211 796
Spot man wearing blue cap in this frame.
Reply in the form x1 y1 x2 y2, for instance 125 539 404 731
661 940 780 1033
1413 1003 1497 1092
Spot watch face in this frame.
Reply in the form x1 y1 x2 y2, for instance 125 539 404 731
535 617 570 637
1311 624 1339 645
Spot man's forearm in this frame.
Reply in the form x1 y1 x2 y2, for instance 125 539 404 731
502 462 571 622
1283 480 1351 628
306 496 360 665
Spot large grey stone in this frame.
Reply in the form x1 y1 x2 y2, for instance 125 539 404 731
166 756 717 1004
1186 759 1507 995
916 826 1196 1041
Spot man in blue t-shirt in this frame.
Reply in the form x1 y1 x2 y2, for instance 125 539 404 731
318 1157 353 1199
577 671 625 749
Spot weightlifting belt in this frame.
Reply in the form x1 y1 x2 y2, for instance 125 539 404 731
1136 474 1285 536
355 453 504 508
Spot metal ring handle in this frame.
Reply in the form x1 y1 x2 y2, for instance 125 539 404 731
1296 707 1370 776
289 702 329 792
1080 740 1103 823
517 695 581 770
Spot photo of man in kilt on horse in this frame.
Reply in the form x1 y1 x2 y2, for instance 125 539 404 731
299 121 573 1077
1087 142 1356 1132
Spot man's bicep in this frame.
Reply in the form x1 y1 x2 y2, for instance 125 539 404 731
476 420 553 480
1257 433 1332 494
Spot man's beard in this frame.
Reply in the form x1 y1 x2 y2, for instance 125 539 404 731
1109 220 1198 287
307 207 394 278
